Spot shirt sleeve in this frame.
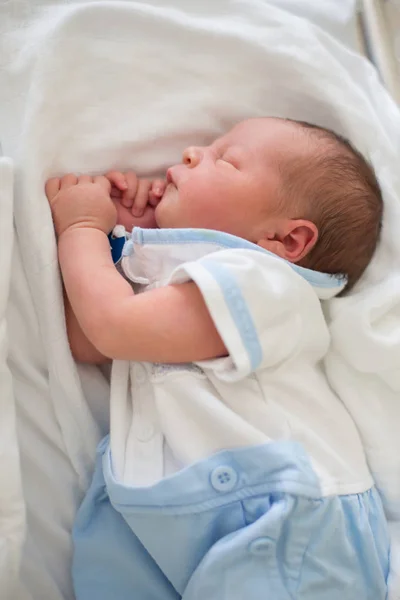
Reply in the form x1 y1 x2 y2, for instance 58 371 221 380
168 248 328 381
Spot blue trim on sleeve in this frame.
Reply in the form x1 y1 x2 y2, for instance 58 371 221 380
200 258 263 371
130 228 346 290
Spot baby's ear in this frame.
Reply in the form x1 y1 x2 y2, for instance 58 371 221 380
257 219 318 263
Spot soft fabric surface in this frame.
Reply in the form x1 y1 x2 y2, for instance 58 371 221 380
0 157 24 599
0 1 399 598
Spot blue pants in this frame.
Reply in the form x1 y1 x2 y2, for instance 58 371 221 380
73 438 389 599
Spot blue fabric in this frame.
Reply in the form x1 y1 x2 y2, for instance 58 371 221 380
73 439 389 599
200 258 263 370
72 437 179 600
108 232 127 264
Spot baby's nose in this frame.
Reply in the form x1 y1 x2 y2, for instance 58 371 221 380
182 146 202 168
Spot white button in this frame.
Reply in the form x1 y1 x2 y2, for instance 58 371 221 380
249 537 274 556
210 466 238 492
133 364 147 385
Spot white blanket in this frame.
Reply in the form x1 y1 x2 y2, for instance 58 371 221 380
0 156 25 598
1 1 400 599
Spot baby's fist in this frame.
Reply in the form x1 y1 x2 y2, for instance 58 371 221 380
46 174 117 237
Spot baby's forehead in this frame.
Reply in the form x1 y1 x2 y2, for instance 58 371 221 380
213 118 310 172
219 118 305 153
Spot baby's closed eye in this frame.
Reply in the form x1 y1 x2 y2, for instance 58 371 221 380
218 156 238 170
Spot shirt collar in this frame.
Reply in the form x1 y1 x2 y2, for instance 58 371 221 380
124 227 347 299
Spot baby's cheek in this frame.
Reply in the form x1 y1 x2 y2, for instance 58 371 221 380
192 184 219 217
184 177 212 207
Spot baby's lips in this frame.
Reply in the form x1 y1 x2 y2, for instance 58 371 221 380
166 168 176 185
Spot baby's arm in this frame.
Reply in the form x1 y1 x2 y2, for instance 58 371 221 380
47 172 165 364
64 293 109 364
47 174 224 363
59 227 226 363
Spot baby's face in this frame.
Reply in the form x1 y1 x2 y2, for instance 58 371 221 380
155 118 302 242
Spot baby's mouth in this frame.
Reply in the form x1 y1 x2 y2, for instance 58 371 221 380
166 167 177 186
164 180 177 197
159 179 177 203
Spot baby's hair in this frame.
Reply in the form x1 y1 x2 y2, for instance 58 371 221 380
280 119 383 292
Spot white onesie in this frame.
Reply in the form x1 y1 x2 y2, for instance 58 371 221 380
110 227 372 495
72 227 388 600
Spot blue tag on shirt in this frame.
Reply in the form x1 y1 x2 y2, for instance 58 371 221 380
108 230 127 264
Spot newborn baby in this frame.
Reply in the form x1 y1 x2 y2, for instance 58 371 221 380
48 117 382 363
46 117 388 600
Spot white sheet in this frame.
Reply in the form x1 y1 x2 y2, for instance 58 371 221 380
1 1 399 599
0 157 25 599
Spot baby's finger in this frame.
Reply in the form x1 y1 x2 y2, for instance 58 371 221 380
93 175 112 194
149 179 167 207
60 174 78 189
132 178 151 217
78 175 93 184
151 179 167 197
148 191 162 207
121 171 139 209
45 178 61 201
106 170 128 192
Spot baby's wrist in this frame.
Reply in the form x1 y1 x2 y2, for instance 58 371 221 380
58 222 109 241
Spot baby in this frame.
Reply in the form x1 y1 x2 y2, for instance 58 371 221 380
46 117 387 599
47 117 382 364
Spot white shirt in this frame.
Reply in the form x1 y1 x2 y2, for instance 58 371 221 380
109 227 373 497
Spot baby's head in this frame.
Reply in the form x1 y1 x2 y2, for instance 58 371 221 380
156 117 383 291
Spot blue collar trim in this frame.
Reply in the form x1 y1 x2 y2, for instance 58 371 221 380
129 227 347 290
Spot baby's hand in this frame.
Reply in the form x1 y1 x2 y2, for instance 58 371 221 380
106 170 166 231
45 174 117 237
